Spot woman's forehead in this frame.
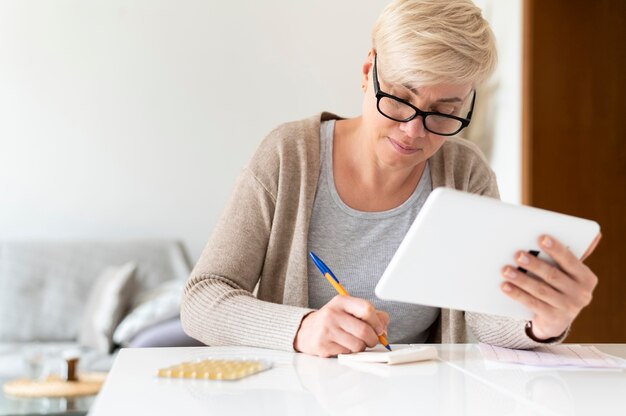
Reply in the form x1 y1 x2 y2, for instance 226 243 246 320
394 81 473 102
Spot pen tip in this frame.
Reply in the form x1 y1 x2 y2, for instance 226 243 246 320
385 345 392 351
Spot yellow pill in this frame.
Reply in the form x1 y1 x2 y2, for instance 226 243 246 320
157 369 170 377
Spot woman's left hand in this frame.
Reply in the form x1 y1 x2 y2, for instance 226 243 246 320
500 234 601 340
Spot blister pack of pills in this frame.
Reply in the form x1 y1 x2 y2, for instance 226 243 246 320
157 359 272 381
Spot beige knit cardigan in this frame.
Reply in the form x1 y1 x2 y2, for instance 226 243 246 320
181 112 562 351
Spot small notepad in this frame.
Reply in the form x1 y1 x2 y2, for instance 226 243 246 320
338 346 438 365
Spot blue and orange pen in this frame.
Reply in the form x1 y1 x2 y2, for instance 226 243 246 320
309 251 392 351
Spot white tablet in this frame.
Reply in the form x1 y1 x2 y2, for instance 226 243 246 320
374 188 600 320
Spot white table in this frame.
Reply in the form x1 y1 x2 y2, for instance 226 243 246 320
89 344 626 416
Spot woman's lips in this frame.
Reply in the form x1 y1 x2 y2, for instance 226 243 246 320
387 137 421 155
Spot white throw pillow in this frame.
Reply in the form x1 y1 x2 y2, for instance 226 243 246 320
79 262 137 354
112 279 183 346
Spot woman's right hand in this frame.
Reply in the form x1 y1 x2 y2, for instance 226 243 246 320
293 295 389 358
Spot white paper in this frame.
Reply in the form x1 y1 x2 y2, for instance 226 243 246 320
337 346 438 365
479 343 626 370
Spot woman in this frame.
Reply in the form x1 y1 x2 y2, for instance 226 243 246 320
181 0 599 357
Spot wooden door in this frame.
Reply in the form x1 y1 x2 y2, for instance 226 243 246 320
523 0 626 342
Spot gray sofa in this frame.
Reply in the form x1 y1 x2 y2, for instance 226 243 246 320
0 240 194 378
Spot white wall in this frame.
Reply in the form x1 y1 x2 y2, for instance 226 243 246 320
0 0 521 262
473 0 523 205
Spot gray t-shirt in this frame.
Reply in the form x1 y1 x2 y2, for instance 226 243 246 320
307 120 440 344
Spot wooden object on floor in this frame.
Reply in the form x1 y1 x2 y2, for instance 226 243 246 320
3 373 107 398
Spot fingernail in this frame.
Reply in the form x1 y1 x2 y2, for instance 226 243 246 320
504 268 517 279
502 283 512 292
542 236 553 248
518 253 530 265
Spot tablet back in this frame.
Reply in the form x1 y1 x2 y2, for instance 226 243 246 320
374 188 600 320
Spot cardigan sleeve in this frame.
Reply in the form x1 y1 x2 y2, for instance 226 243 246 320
180 167 313 351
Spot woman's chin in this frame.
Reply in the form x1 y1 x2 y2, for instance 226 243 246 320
378 149 424 169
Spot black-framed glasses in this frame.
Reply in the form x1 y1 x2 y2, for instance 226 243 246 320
373 54 475 136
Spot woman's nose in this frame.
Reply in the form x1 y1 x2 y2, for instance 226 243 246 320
399 116 426 138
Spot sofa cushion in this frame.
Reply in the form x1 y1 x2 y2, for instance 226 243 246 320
112 279 182 347
79 262 137 354
0 240 191 342
127 317 203 348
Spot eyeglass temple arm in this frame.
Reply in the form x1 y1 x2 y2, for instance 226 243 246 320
466 90 477 122
372 52 381 92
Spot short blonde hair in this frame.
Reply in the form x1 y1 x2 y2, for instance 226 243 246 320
372 0 497 87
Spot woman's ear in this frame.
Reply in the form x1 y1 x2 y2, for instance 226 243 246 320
361 48 376 92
